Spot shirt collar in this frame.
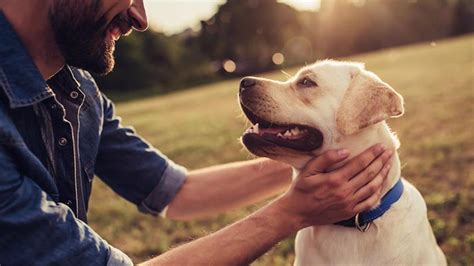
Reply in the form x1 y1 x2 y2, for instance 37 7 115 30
0 11 54 108
48 65 81 94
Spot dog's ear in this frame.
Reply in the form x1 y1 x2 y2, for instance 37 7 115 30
336 70 404 135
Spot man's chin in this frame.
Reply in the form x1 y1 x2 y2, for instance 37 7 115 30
72 54 114 75
94 53 115 75
92 61 115 76
93 37 116 75
67 43 115 75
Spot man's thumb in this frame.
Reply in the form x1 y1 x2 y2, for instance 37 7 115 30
301 149 350 176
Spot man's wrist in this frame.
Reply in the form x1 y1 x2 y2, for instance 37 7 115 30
264 196 304 234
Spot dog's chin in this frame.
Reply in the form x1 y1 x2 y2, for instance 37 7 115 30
241 132 322 168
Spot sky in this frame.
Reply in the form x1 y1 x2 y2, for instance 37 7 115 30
145 0 321 34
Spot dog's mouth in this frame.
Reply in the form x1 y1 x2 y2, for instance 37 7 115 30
241 105 324 152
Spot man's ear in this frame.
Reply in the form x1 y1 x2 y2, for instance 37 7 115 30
336 71 404 135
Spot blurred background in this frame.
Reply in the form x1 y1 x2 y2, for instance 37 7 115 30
88 0 474 265
94 0 473 99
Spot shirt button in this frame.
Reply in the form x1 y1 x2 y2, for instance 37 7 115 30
70 91 79 99
58 137 68 146
66 200 73 206
50 103 57 109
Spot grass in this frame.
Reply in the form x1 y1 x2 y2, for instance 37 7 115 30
88 34 474 265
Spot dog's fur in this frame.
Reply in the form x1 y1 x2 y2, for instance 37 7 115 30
239 60 446 265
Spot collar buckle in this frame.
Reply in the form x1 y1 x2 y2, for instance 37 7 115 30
355 213 371 232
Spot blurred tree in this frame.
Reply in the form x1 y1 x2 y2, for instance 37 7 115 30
198 0 304 74
93 0 471 98
318 0 459 57
94 30 216 94
452 0 474 35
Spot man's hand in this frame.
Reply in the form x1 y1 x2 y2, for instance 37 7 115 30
274 144 393 229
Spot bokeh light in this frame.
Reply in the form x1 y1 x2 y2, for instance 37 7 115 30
223 60 236 73
272 53 285 65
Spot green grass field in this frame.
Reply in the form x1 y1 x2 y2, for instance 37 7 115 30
88 34 474 265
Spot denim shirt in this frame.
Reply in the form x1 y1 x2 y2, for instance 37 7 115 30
0 12 187 265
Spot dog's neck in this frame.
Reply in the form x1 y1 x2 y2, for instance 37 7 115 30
336 122 401 198
295 121 401 204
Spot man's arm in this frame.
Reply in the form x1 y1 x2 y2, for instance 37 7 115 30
144 198 299 266
96 93 292 220
141 145 393 265
166 158 292 220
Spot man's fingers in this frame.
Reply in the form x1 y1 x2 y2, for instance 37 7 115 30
350 161 391 213
348 149 393 191
301 149 350 176
352 169 385 204
353 187 383 214
335 144 385 180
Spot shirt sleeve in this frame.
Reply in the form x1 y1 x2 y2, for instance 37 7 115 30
94 93 187 216
0 145 133 266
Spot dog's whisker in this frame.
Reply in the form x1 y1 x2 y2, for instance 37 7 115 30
281 70 292 80
400 162 408 170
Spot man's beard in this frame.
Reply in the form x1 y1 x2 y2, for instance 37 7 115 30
49 0 130 75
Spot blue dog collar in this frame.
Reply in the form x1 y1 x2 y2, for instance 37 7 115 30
335 178 404 231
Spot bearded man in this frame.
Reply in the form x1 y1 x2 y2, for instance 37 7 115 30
0 1 393 265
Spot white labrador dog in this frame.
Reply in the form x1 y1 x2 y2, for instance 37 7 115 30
238 60 446 265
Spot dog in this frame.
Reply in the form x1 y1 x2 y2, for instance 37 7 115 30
238 60 446 265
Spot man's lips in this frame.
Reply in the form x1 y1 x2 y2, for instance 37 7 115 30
107 13 133 41
109 26 122 41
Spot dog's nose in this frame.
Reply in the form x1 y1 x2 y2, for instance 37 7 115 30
240 78 257 93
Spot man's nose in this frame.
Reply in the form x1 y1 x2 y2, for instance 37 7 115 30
128 0 148 32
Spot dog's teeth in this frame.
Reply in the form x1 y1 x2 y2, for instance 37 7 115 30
277 133 283 137
254 123 259 134
284 130 292 137
291 128 300 135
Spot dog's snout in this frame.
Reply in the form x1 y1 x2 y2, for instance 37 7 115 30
240 78 257 93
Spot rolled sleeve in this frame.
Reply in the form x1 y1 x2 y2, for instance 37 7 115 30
95 94 187 216
107 246 134 266
138 160 187 216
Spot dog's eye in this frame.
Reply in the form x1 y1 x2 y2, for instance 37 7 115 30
298 77 317 88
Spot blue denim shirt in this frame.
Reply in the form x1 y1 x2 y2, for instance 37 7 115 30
0 12 187 265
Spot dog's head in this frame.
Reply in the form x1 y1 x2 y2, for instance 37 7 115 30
239 60 404 168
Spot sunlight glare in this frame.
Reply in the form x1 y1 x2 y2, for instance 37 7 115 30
278 0 321 11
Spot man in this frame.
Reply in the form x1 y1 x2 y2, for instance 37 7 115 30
0 1 393 265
